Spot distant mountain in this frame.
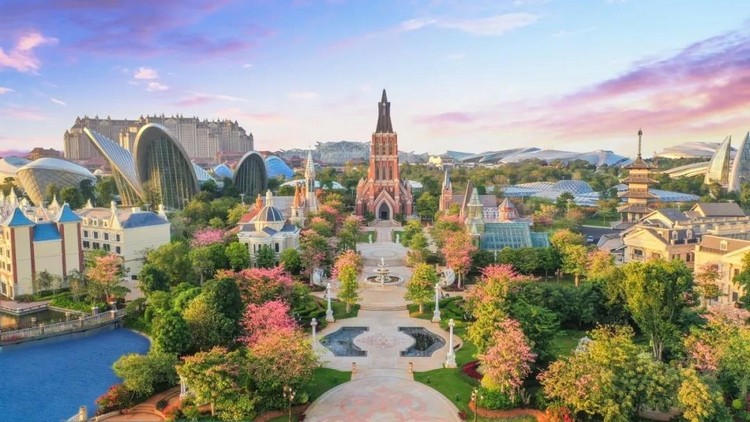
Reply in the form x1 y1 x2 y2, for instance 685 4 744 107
0 149 30 158
275 140 428 165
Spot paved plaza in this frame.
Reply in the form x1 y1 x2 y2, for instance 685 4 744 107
306 223 461 422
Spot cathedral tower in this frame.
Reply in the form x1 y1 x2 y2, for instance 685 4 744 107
355 90 413 220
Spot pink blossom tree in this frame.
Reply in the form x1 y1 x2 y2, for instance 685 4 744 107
216 267 294 305
240 300 298 346
247 329 319 395
191 228 227 247
479 318 536 399
441 230 475 289
86 253 129 302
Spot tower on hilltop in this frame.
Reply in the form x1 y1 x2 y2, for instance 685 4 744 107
617 129 658 227
355 90 413 220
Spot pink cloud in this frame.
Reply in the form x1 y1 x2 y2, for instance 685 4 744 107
0 106 48 121
0 32 58 72
413 112 478 125
174 92 247 107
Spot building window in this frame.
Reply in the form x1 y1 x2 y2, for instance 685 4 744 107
93 232 98 239
720 240 728 251
686 229 693 240
116 246 121 254
275 243 279 253
732 292 739 302
83 230 89 238
93 242 100 249
116 234 121 242
671 231 678 240
83 241 90 248
686 253 692 262
103 244 110 252
104 233 109 241
633 248 643 257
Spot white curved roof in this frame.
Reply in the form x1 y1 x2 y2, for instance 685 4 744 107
83 128 141 192
192 163 214 183
18 157 95 179
0 156 30 178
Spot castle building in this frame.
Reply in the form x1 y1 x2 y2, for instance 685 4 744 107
439 169 499 220
355 90 413 220
237 191 301 266
75 201 171 279
0 195 83 299
617 129 658 228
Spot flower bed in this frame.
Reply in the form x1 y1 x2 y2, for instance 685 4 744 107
469 400 548 421
462 360 482 380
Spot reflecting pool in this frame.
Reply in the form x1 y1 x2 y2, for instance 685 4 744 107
0 326 150 422
0 309 69 330
399 327 446 357
320 327 368 357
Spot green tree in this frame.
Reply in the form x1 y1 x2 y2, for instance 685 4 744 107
152 311 191 356
202 277 244 325
255 245 276 268
137 263 169 296
146 242 194 285
225 241 250 271
279 248 302 275
415 192 439 222
182 294 237 351
113 352 178 397
560 244 589 287
539 325 679 422
677 368 727 422
178 347 256 419
622 259 693 360
405 263 438 313
190 243 228 284
337 215 363 253
406 232 429 266
509 300 560 363
334 251 362 313
95 176 117 206
226 203 248 226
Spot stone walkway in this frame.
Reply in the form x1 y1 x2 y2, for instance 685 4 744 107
306 222 461 421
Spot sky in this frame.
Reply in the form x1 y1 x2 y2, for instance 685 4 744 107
1 0 749 157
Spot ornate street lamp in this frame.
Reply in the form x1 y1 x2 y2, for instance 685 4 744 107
283 385 296 422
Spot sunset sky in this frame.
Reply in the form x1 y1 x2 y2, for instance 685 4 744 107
1 0 749 157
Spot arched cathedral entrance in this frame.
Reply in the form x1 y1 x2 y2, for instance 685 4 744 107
378 202 391 220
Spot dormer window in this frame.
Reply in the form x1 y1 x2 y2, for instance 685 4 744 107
720 240 728 251
686 229 693 240
93 219 98 227
671 231 678 240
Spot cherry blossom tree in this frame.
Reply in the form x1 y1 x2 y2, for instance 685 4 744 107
441 230 475 289
86 253 129 302
216 267 294 305
191 228 227 247
240 300 298 347
479 318 536 399
430 214 463 248
299 229 333 283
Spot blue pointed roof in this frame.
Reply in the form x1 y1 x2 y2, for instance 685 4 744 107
2 207 35 227
55 203 82 223
33 222 62 242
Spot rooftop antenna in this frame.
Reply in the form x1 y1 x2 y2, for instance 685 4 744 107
637 128 643 159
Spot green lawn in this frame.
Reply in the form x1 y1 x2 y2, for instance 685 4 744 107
308 367 351 401
330 299 359 319
391 230 404 242
357 230 376 243
549 329 587 358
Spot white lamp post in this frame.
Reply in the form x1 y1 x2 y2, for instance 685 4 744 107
432 283 441 322
311 318 318 344
445 318 457 368
325 282 335 322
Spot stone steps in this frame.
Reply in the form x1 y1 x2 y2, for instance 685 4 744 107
359 304 408 311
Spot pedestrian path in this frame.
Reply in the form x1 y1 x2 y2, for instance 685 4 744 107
307 223 461 421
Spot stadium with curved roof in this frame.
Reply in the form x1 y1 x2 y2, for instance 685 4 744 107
16 158 96 206
0 157 30 181
83 127 142 205
234 151 268 198
133 124 199 209
213 164 234 180
264 156 294 179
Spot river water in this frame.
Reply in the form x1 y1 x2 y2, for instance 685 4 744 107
0 326 150 422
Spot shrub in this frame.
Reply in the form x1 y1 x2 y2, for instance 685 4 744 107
95 383 133 415
15 294 35 303
545 405 574 422
478 387 517 410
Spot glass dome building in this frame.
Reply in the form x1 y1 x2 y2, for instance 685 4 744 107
16 158 96 206
264 156 294 179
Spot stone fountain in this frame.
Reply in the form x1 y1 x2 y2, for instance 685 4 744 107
366 257 401 285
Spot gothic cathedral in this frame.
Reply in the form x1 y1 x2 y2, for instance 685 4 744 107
355 90 414 220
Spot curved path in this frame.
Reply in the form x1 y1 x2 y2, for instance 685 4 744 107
305 374 461 422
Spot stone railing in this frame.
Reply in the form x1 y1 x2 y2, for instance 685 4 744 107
0 309 126 344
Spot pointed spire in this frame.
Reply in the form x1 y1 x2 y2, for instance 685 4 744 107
255 193 263 209
265 189 273 207
85 199 93 209
375 89 394 133
637 128 643 159
305 149 315 176
292 183 302 208
469 188 481 206
442 168 451 191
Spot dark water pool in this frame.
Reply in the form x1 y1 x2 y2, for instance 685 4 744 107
399 327 446 357
0 326 149 422
0 309 70 330
320 326 368 357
